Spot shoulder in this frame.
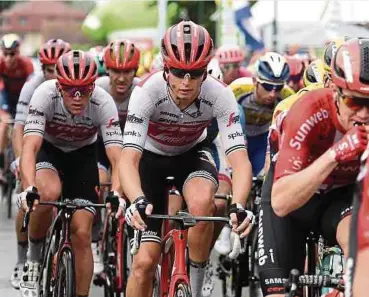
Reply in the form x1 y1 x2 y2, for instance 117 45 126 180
95 76 110 92
26 73 45 88
90 85 115 107
19 56 34 73
229 77 255 99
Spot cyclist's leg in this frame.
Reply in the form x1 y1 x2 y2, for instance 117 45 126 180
246 132 268 176
258 163 306 297
181 147 218 297
0 89 10 179
126 150 168 297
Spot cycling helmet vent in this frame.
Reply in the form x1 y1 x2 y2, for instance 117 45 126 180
360 42 369 84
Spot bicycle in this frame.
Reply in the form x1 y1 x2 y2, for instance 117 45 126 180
93 182 132 297
217 176 263 297
21 197 106 297
130 177 242 297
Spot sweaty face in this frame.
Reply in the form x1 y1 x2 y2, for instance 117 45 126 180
108 68 135 95
167 68 205 103
256 81 283 106
335 87 369 131
59 84 94 116
220 63 240 85
2 49 18 68
42 64 57 80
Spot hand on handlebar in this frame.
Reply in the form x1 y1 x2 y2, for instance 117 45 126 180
229 203 255 239
17 186 40 212
10 157 20 179
105 191 126 219
125 196 153 231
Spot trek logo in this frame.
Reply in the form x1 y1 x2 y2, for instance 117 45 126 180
106 118 120 128
289 108 329 150
155 97 169 108
226 112 240 127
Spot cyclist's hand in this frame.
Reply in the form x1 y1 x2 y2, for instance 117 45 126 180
17 186 40 212
105 191 126 219
10 157 20 178
125 196 153 231
229 203 255 239
330 126 368 163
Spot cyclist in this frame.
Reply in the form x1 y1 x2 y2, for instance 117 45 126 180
89 45 108 77
215 44 253 85
9 38 71 289
18 50 125 297
91 39 141 275
348 147 369 297
230 52 294 176
259 37 369 297
286 56 305 92
0 33 33 181
120 20 254 297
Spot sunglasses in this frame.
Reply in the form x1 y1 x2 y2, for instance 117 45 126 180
60 84 94 97
169 67 206 79
259 81 284 92
44 67 56 74
3 52 16 57
338 88 369 111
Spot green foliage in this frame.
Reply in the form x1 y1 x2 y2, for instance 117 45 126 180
0 1 17 13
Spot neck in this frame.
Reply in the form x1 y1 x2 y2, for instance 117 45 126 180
110 86 129 103
168 87 200 110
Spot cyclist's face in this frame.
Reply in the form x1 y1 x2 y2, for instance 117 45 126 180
2 50 18 67
59 84 94 115
42 64 56 80
256 81 283 106
167 68 205 102
335 87 369 130
220 63 240 85
108 68 135 95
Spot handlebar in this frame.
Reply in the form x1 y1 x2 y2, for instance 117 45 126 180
21 199 106 232
130 211 241 259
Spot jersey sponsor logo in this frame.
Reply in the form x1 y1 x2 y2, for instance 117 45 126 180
245 109 273 126
160 111 179 118
25 119 43 126
106 118 120 128
228 131 244 140
123 130 142 137
200 98 214 107
265 278 284 285
45 121 98 141
28 106 44 116
257 209 268 266
155 97 169 108
158 118 178 124
186 110 203 118
334 164 360 173
226 112 240 127
289 108 329 150
126 113 144 124
106 130 122 137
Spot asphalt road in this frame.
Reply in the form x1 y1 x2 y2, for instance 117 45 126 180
0 196 258 297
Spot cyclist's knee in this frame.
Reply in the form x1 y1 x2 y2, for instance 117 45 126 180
72 228 92 249
185 178 216 216
132 245 160 282
336 215 351 256
35 169 61 201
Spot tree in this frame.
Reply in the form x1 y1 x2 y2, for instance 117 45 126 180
0 1 17 13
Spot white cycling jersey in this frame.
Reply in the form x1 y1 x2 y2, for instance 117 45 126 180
123 71 246 156
15 73 46 125
23 79 123 152
95 76 140 128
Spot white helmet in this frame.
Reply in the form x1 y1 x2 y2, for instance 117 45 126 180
207 58 223 82
150 53 164 72
255 52 290 83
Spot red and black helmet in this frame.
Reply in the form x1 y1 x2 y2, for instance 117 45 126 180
103 39 140 70
331 38 369 94
56 50 97 86
161 20 213 70
39 39 71 65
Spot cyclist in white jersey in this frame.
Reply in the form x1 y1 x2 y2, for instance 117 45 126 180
92 39 141 275
18 50 125 297
120 21 254 297
10 38 71 289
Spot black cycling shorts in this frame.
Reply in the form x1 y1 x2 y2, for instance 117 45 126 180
97 136 110 172
258 162 353 296
36 141 100 212
128 143 218 245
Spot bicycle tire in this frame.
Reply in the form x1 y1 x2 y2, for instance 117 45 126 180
39 234 56 297
120 224 131 296
104 269 115 297
55 249 76 297
248 225 261 297
174 282 192 297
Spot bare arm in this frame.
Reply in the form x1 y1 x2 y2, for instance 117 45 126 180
12 125 24 158
119 148 144 203
20 135 43 189
105 145 123 193
227 149 253 207
272 149 338 217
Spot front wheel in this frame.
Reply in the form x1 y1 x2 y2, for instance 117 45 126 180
55 249 76 297
174 282 192 297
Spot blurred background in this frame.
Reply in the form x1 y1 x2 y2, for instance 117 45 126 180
1 0 369 70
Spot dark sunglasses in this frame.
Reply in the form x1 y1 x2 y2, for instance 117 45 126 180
169 67 206 79
338 87 369 111
260 81 284 92
44 67 56 74
3 51 16 57
60 84 94 97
